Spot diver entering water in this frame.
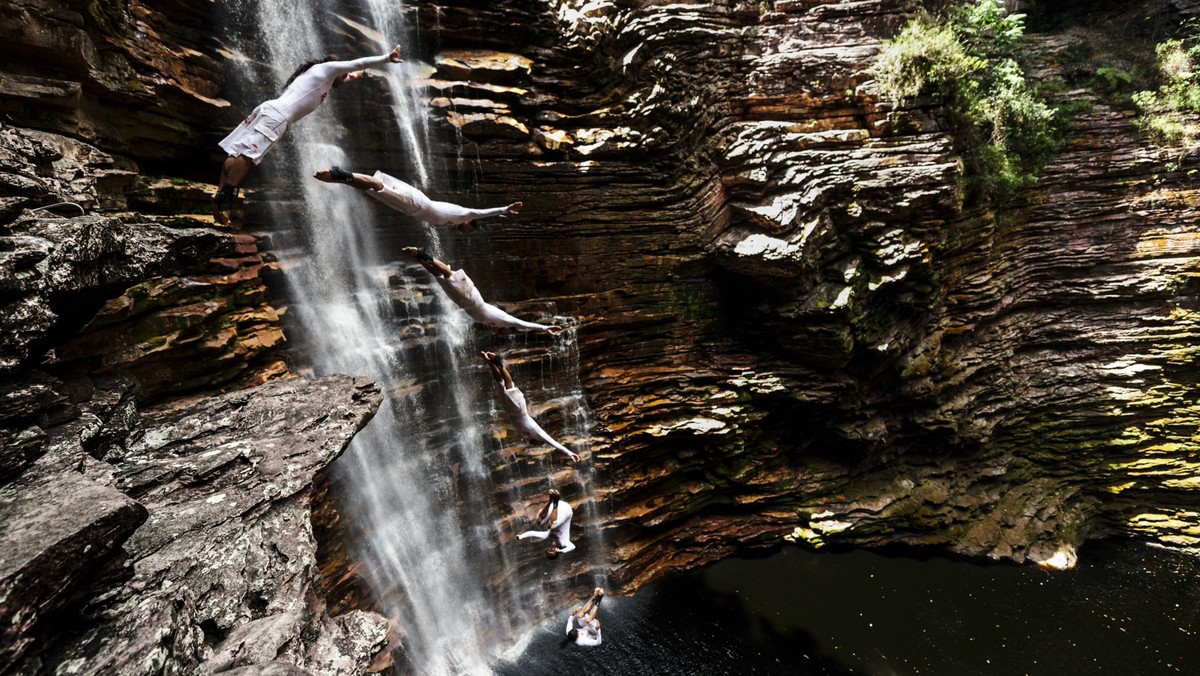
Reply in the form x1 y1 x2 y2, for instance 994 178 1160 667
562 587 605 647
480 351 581 463
402 247 563 335
517 488 576 557
213 44 404 224
314 165 522 232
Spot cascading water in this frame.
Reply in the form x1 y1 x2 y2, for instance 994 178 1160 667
219 0 608 672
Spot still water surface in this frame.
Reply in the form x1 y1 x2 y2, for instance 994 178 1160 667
495 540 1198 675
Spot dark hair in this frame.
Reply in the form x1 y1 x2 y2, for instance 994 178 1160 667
546 546 561 559
284 54 338 88
560 628 578 648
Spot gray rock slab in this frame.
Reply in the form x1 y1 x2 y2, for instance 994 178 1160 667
0 471 147 670
48 375 386 676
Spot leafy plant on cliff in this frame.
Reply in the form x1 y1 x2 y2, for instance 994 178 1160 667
1132 30 1200 156
873 0 1060 206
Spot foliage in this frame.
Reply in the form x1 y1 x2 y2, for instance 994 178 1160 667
873 0 1061 206
1132 31 1200 153
1095 66 1133 90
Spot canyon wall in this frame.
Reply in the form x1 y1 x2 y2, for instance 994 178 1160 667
397 0 1200 588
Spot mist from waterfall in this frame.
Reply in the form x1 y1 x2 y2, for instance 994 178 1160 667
220 0 606 673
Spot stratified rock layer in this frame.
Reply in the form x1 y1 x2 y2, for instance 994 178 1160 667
0 0 226 163
374 0 1200 589
0 10 385 670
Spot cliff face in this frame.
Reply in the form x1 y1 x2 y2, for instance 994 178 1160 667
0 0 226 163
0 2 389 674
392 0 1200 587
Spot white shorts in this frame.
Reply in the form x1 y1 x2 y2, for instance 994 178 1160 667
218 104 288 164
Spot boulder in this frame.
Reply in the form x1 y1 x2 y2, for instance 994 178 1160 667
37 375 389 675
0 471 147 670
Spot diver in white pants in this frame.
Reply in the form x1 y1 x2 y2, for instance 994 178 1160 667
481 351 581 463
402 247 563 334
562 588 604 647
517 488 576 558
213 45 404 224
315 166 522 233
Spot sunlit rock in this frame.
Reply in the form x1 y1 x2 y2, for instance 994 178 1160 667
1034 545 1079 571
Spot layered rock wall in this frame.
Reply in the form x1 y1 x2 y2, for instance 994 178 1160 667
392 0 1200 587
0 2 390 673
0 0 227 164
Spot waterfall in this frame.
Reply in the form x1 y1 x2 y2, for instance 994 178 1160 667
219 1 607 673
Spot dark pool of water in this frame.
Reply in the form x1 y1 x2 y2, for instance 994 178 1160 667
493 540 1199 675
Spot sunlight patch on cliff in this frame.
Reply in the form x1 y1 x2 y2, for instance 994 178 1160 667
1127 512 1200 546
1100 360 1162 378
732 233 802 263
645 416 728 437
727 372 787 395
786 512 854 548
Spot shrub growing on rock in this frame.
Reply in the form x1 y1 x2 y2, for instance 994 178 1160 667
1132 31 1200 156
873 0 1060 207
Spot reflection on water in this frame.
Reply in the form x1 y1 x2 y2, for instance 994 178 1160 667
496 540 1199 675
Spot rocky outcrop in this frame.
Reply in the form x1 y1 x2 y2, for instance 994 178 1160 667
0 105 390 671
0 0 227 163
0 6 389 670
0 471 147 669
0 121 289 490
2 375 388 675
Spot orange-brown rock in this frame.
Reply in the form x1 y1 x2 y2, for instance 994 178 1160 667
384 0 1200 590
0 0 227 163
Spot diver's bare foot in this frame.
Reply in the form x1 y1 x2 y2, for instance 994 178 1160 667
505 201 523 216
211 196 231 226
402 246 419 257
314 166 355 184
546 325 564 336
